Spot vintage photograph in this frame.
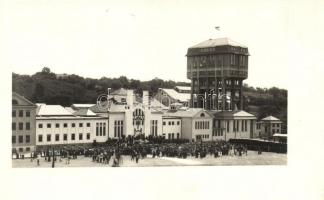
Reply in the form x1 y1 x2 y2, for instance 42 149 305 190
10 1 288 168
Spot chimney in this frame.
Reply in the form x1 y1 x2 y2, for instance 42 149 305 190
143 91 149 107
126 90 134 107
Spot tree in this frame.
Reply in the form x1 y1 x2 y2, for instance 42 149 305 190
42 67 51 74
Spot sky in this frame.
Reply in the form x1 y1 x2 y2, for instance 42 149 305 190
1 0 324 89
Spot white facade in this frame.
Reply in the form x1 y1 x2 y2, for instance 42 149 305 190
162 117 182 139
36 117 108 145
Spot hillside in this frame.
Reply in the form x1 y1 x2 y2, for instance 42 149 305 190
12 67 287 132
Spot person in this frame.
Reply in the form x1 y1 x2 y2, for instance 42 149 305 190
112 157 119 167
135 153 139 164
37 154 40 166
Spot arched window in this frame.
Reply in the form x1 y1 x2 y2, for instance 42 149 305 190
200 113 205 117
12 99 18 105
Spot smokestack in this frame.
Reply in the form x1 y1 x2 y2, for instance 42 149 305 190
126 90 134 106
143 91 149 107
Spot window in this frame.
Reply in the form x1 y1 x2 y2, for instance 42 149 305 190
86 133 90 140
177 133 180 139
245 120 248 132
272 123 275 127
55 123 60 128
168 121 171 125
47 134 51 142
47 123 51 128
168 133 171 139
55 134 59 141
71 134 75 140
64 123 68 128
38 135 43 142
103 124 106 136
241 120 244 132
172 121 174 125
100 123 103 136
63 134 67 141
96 123 99 136
19 148 23 152
38 123 43 128
177 121 180 125
150 120 158 136
19 122 23 130
12 110 16 117
277 129 279 133
72 123 75 128
12 122 16 130
12 136 16 143
19 110 23 117
163 121 166 125
227 120 230 132
26 147 30 152
26 135 30 143
26 111 30 117
114 120 124 138
19 135 23 143
277 124 280 127
87 123 91 127
79 123 83 127
79 133 83 140
171 133 174 139
12 99 18 105
26 122 30 130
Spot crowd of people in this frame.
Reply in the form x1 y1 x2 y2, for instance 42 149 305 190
31 140 255 167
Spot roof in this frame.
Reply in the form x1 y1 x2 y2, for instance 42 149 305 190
273 133 287 137
262 116 281 121
175 86 191 91
110 88 127 96
163 108 213 118
73 108 97 116
64 107 75 114
90 103 109 113
12 92 36 107
211 110 256 119
72 104 96 108
189 38 247 48
159 88 190 102
150 98 168 109
37 105 74 116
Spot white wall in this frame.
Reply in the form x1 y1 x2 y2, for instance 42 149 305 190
162 118 182 139
36 118 108 145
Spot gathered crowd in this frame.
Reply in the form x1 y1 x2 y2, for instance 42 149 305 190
30 140 262 167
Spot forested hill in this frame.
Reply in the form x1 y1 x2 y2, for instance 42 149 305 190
12 67 189 106
12 67 287 131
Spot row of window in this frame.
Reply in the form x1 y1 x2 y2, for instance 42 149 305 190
195 121 210 130
12 122 31 131
12 110 31 118
96 123 106 136
272 123 280 128
38 122 91 129
150 120 158 136
12 135 30 144
272 129 280 134
38 133 91 142
13 147 31 153
114 120 124 138
162 121 180 126
163 133 180 139
196 134 210 139
213 129 224 137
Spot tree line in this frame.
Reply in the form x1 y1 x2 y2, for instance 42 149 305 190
12 67 287 132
